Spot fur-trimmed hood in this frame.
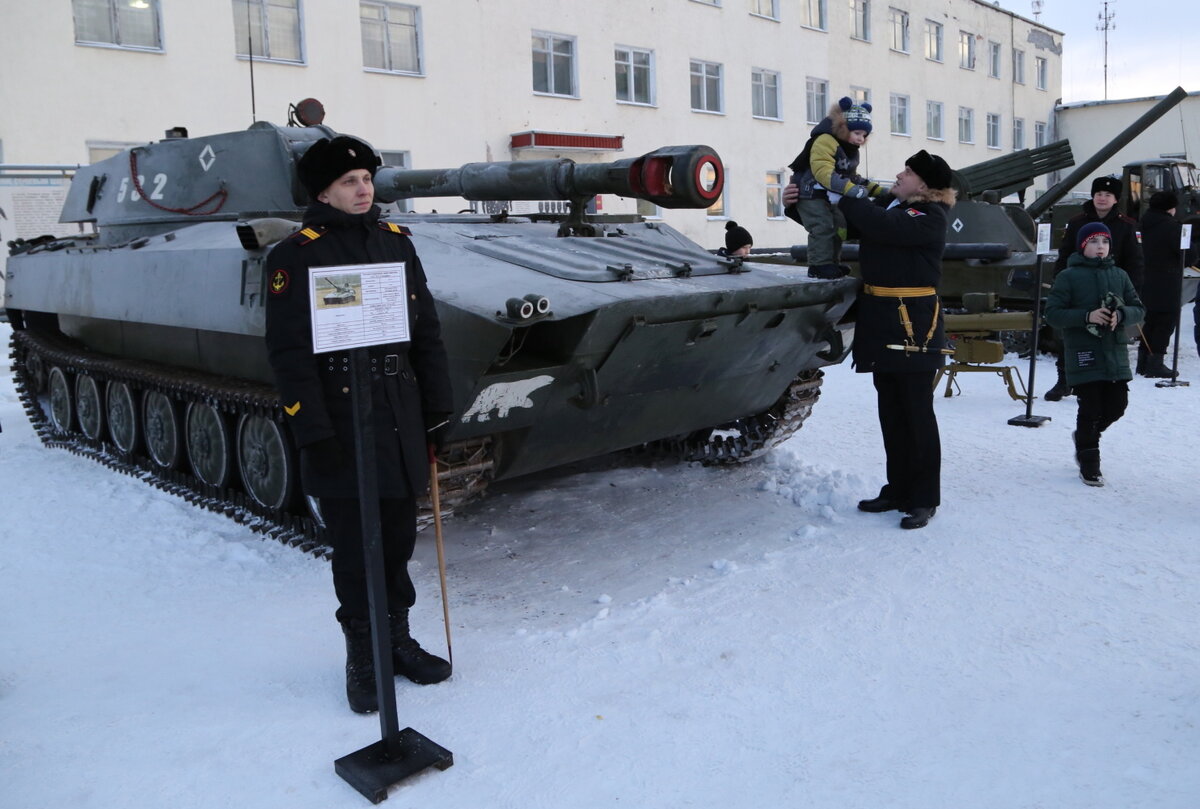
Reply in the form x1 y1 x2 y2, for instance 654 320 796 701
827 102 855 142
903 187 957 206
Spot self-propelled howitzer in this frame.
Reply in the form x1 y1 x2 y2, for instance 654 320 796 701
6 119 855 551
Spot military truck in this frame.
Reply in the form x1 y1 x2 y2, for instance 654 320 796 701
5 113 856 551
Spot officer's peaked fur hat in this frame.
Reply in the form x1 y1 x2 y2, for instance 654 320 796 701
297 135 382 198
905 150 952 190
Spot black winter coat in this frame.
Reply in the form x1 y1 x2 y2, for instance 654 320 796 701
839 189 953 373
1139 207 1198 312
264 203 453 499
1056 200 1144 290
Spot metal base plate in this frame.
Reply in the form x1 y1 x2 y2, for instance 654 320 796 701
335 728 453 804
1008 414 1052 427
1154 379 1190 388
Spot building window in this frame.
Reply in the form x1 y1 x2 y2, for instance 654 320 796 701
1013 48 1025 84
1012 118 1026 150
805 78 829 124
73 0 162 50
361 2 421 74
705 163 726 218
851 0 870 41
1035 56 1048 90
766 170 785 218
1034 120 1047 147
986 113 1001 148
752 69 781 119
233 0 302 62
988 41 1001 77
850 86 871 105
890 93 910 136
691 60 724 113
800 0 827 29
926 100 943 140
924 19 942 61
958 31 975 70
615 46 655 105
636 198 662 219
750 0 779 19
532 32 576 96
958 106 974 143
889 7 909 52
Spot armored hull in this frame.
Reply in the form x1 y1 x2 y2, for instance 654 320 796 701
6 121 855 550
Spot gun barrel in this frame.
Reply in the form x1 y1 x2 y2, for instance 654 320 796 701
374 145 724 210
1024 86 1188 221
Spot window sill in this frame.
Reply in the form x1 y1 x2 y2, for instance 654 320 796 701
616 99 658 108
75 40 163 53
752 115 783 122
890 48 911 56
959 65 976 71
926 136 945 142
236 54 305 66
533 91 581 100
850 36 872 44
363 67 425 78
800 24 828 33
890 132 913 138
691 108 726 116
749 13 780 22
926 57 944 64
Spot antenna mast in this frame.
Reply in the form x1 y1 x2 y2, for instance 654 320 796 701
1097 0 1116 100
246 2 257 122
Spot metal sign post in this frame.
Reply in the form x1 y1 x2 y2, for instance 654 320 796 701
1009 225 1053 426
307 263 452 803
1156 223 1192 389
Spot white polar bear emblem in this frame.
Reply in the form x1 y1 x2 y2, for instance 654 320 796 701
460 375 555 422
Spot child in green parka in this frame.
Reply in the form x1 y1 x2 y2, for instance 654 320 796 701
1044 221 1145 487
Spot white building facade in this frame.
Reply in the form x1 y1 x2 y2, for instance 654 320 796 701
0 0 1063 248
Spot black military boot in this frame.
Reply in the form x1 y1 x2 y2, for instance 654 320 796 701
900 506 936 529
858 487 910 513
341 619 379 714
1135 344 1149 375
1077 448 1104 486
1144 354 1178 379
1043 357 1071 401
390 611 451 685
807 264 844 279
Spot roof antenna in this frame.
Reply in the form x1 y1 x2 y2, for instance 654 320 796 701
246 2 257 122
1097 0 1116 100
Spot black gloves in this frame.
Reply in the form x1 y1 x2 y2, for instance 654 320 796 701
305 435 345 470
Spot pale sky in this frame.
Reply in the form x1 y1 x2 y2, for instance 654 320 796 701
997 0 1200 103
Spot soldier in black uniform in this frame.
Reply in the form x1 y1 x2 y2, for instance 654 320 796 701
1045 175 1144 400
837 150 955 529
265 136 454 713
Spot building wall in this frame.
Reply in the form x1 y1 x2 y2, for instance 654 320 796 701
1054 92 1200 197
0 0 1063 248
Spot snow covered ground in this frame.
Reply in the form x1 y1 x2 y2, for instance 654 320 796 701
2 318 1198 809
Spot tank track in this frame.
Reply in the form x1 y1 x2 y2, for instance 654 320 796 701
9 329 493 557
638 369 824 464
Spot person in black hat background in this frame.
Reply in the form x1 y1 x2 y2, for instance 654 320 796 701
1044 175 1145 399
264 135 454 713
1138 190 1198 377
834 149 955 529
720 221 753 257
